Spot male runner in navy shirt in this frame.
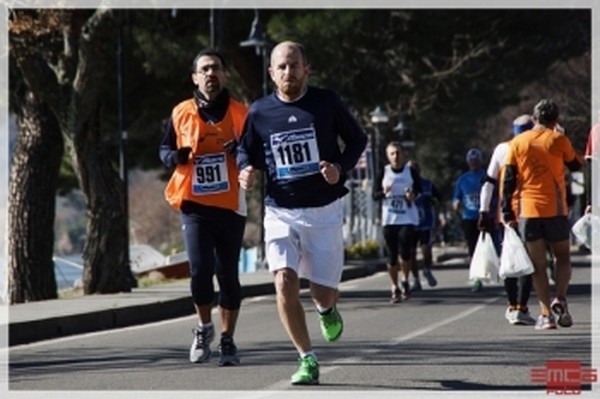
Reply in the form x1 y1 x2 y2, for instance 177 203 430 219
237 41 367 385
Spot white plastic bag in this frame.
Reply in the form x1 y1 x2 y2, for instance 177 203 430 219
571 213 600 250
499 225 535 279
469 232 500 284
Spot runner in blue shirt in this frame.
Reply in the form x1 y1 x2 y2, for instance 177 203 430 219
407 160 441 291
452 148 495 292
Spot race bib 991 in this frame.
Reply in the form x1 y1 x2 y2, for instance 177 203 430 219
192 152 229 195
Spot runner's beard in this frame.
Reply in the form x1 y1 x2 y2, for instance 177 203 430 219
205 80 221 94
280 80 302 98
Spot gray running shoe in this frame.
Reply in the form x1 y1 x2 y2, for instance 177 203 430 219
505 307 518 324
422 268 438 287
513 310 536 326
218 335 240 366
410 278 422 292
401 281 411 299
189 325 215 363
534 314 557 330
391 287 402 303
550 297 573 327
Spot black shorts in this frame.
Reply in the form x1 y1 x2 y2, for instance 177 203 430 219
383 224 417 264
518 216 571 242
415 229 433 246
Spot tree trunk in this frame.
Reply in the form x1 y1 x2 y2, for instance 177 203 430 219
9 9 135 295
8 91 63 303
71 110 131 294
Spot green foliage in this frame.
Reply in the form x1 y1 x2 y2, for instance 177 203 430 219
30 8 589 234
161 242 185 257
58 9 593 197
344 240 380 260
264 10 590 197
56 153 80 195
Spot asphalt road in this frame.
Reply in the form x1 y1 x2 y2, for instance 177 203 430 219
8 257 594 399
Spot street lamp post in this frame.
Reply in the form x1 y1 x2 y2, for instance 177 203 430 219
209 9 215 48
370 106 389 175
117 11 136 289
240 10 269 268
393 114 415 150
369 106 389 254
240 10 268 97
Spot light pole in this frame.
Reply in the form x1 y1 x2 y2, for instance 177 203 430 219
210 9 215 48
240 10 268 97
117 11 136 289
393 114 415 150
209 9 223 50
370 106 389 175
240 10 269 268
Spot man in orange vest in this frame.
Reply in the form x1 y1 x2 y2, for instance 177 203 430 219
159 49 248 366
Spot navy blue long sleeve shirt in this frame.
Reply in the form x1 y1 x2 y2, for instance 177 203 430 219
237 86 367 208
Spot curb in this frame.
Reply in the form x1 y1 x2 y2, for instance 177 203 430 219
8 296 195 346
11 250 586 346
9 261 386 346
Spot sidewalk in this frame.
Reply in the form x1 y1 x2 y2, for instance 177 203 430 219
11 244 589 347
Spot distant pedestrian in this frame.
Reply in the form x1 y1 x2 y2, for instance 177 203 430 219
452 147 495 292
373 142 421 303
584 109 600 215
501 99 583 330
236 41 367 385
159 49 247 366
406 160 440 291
479 114 535 325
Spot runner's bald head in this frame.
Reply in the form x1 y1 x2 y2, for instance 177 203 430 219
270 41 308 66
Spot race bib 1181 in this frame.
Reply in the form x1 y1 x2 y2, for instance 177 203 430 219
270 127 321 179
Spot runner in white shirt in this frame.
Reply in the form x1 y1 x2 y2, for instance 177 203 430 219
372 141 421 303
479 114 536 325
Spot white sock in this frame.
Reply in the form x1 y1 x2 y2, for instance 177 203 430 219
316 304 332 314
301 351 317 360
199 322 213 329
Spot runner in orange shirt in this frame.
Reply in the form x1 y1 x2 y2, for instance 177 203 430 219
501 99 583 330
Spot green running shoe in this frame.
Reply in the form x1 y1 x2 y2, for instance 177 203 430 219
470 279 483 293
319 307 343 342
290 355 319 385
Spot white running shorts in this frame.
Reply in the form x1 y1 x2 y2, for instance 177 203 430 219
264 198 344 288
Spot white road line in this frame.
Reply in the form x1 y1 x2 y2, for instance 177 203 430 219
391 296 501 343
261 295 502 390
245 295 272 303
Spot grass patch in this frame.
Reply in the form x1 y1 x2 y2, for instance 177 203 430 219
57 274 186 299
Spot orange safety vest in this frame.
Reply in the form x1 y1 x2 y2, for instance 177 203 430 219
164 98 248 211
